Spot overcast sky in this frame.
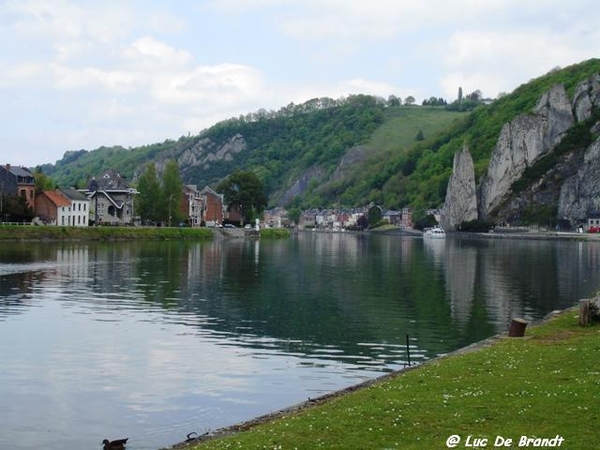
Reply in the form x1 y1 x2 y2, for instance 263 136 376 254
1 0 598 168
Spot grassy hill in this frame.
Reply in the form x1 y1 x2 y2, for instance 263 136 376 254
40 58 600 218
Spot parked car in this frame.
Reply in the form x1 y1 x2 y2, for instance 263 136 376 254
587 226 600 233
224 223 236 228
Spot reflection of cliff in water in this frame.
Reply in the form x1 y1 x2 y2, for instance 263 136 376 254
436 237 600 341
3 236 600 368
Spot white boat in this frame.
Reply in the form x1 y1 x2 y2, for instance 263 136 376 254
423 226 446 238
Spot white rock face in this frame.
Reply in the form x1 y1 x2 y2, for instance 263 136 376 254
178 134 246 168
558 137 600 222
479 84 574 217
441 145 477 231
572 73 600 122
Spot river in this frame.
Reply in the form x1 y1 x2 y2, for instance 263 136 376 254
1 232 599 449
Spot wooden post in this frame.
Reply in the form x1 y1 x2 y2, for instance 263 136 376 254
508 318 528 337
579 299 591 326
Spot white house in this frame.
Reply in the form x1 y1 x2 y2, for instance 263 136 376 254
60 188 90 226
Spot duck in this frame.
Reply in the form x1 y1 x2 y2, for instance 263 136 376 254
102 438 128 450
186 432 199 442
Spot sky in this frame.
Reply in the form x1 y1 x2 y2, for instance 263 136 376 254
1 0 599 168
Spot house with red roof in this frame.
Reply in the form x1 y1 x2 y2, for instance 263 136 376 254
35 189 90 226
35 190 72 226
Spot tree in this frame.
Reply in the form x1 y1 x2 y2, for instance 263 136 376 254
404 95 416 106
161 160 184 227
387 95 401 107
136 162 161 224
416 129 425 141
466 89 482 103
1 193 34 222
33 167 55 194
367 204 382 228
217 170 267 225
288 207 301 227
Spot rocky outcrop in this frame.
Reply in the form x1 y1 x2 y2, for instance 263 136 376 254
572 74 600 122
441 145 477 231
558 137 600 222
330 146 367 182
179 134 246 169
479 84 574 218
278 166 325 206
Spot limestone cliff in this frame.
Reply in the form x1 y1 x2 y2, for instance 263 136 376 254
178 134 246 169
479 84 574 218
441 145 477 231
442 74 600 228
572 73 600 122
558 137 600 222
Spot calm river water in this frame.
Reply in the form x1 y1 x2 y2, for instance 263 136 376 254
1 232 599 449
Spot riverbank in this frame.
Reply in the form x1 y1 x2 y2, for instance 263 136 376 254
0 224 214 241
0 225 291 241
166 305 599 450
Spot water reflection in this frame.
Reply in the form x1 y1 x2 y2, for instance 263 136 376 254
1 235 600 449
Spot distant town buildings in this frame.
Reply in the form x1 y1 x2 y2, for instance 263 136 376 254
0 162 465 231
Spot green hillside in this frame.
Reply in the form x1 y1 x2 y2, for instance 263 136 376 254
41 58 600 215
352 58 600 211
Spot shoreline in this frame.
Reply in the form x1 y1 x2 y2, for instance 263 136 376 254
160 307 569 449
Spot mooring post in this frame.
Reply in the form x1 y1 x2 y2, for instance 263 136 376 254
405 333 411 366
579 299 591 326
508 318 528 337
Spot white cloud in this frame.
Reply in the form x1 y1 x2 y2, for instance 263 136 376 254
7 0 133 47
125 36 193 68
440 26 600 99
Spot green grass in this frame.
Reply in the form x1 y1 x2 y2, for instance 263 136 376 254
259 228 291 238
368 106 468 154
188 308 599 450
0 225 214 241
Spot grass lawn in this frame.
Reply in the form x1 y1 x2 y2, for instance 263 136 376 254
0 225 214 241
185 307 599 450
368 106 468 154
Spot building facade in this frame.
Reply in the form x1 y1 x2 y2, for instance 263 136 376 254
201 186 224 225
0 164 36 210
182 184 203 227
82 169 138 225
35 189 90 226
35 190 72 226
60 188 90 226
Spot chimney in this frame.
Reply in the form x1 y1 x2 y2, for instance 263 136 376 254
5 164 10 171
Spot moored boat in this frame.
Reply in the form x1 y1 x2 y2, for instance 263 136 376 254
423 225 446 238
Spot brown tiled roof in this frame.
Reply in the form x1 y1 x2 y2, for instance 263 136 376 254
44 190 71 207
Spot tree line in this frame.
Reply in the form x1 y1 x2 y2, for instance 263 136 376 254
136 160 184 226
